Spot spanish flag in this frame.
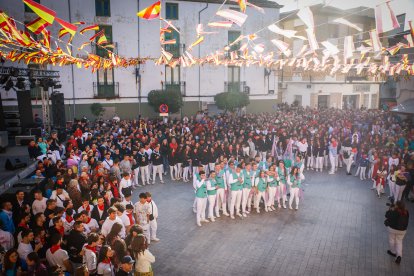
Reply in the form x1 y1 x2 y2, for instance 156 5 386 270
56 17 77 36
23 0 56 25
238 0 247 13
80 24 99 34
137 1 161 20
97 34 108 45
26 17 49 34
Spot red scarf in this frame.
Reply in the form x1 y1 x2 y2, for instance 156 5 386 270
50 244 61 254
56 226 64 236
97 203 105 211
66 216 73 223
18 222 29 229
85 245 97 254
102 258 111 264
84 204 90 212
126 213 134 225
86 217 91 224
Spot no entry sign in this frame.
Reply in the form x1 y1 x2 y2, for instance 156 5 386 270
159 104 169 113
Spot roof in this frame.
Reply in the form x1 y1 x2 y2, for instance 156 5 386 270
280 3 374 18
391 99 414 114
177 0 283 9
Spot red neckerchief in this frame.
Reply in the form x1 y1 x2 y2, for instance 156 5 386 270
97 203 105 211
66 216 73 223
56 226 64 236
50 244 61 254
126 213 134 225
102 258 111 264
84 204 90 212
18 222 29 229
85 245 97 254
86 217 91 224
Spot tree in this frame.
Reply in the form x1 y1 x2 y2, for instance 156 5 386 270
214 92 250 112
148 89 183 114
90 103 104 118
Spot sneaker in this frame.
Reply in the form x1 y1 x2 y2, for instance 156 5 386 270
242 213 247 217
328 172 334 175
271 206 276 211
387 250 396 257
237 213 242 217
231 216 235 219
295 207 299 210
283 205 287 209
151 238 160 242
161 181 165 184
370 187 376 190
216 215 221 218
246 210 250 214
265 207 268 212
256 209 260 213
152 182 155 185
223 213 230 217
197 222 202 227
202 219 209 223
289 206 293 210
210 218 215 222
395 256 401 264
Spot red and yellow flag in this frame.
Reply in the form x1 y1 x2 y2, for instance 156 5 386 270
25 17 49 34
97 34 108 45
56 17 77 36
80 25 99 34
23 0 56 24
137 1 161 20
89 30 104 42
238 0 247 13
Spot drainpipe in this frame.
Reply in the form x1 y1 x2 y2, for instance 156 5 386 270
137 0 142 116
68 0 76 119
198 2 208 111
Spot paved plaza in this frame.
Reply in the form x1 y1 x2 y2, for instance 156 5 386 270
133 169 414 276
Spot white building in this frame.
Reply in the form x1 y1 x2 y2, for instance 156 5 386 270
0 0 282 120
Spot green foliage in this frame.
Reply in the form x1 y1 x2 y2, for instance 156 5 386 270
214 92 250 112
148 89 183 114
90 103 104 117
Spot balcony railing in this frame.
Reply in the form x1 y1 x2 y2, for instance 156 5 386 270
162 81 186 96
164 44 184 58
93 82 119 98
224 81 246 93
94 42 118 56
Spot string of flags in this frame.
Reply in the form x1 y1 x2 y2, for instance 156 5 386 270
0 0 413 78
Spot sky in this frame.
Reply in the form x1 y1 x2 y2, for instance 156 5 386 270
275 0 414 31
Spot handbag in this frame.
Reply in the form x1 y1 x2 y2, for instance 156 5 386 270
149 202 155 221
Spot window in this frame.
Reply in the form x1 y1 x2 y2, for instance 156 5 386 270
166 3 178 20
294 95 302 106
25 0 39 13
164 28 180 57
96 25 112 57
227 66 241 92
96 0 111 17
165 66 180 83
228 31 241 52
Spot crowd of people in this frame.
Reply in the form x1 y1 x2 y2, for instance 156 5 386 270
1 105 413 274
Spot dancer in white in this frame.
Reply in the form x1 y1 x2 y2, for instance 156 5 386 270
195 171 208 227
288 167 301 210
254 171 267 213
228 166 244 219
215 164 229 217
206 171 218 222
241 163 254 217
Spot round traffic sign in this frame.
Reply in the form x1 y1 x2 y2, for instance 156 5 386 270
159 104 169 113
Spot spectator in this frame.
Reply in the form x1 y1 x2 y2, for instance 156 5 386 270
46 234 72 273
385 201 409 264
3 248 21 276
26 252 47 276
0 202 15 234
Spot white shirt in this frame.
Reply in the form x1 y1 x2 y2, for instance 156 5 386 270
120 212 132 228
46 248 69 270
0 229 14 251
135 249 155 273
50 190 70 208
103 158 114 170
147 200 158 219
78 205 94 217
85 218 100 232
17 242 33 261
83 244 98 272
101 217 125 238
134 202 150 225
32 197 47 215
119 178 132 199
297 141 308 152
97 262 114 276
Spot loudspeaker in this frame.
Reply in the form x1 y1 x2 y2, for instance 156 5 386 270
16 91 33 132
0 93 6 131
51 92 66 128
5 158 27 171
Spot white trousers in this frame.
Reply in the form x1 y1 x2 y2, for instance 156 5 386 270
152 164 163 183
389 180 396 198
140 166 150 185
343 158 353 173
141 223 150 245
241 188 253 213
149 219 157 239
289 187 300 208
394 185 405 201
216 188 228 216
183 167 190 181
133 167 140 186
196 197 207 224
329 154 336 173
202 164 209 175
276 185 286 207
359 167 366 180
255 191 265 210
306 156 314 169
170 165 177 180
315 157 323 170
209 163 215 172
267 187 276 207
207 194 216 219
229 190 242 216
388 227 406 257
260 151 267 161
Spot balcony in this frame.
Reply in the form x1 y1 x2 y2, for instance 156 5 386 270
94 42 118 57
164 44 183 58
224 81 246 93
93 82 119 98
162 81 186 96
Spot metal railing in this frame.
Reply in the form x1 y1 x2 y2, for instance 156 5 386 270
93 82 119 98
224 81 246 93
164 44 184 58
162 81 186 96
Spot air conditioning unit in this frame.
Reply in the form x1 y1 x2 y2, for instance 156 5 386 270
306 84 312 89
268 90 275 95
278 83 287 89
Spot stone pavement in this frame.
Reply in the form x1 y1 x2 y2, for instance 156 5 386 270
131 169 414 276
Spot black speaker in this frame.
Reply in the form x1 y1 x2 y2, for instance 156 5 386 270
51 92 66 128
5 158 27 170
16 90 33 132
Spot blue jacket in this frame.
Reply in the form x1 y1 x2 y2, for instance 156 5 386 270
0 210 15 234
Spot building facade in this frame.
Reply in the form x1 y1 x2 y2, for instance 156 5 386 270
277 5 383 109
1 0 282 120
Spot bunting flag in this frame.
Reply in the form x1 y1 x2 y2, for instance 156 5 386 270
321 41 339 56
306 28 319 51
296 45 309 58
78 41 90 50
409 21 414 42
137 1 161 20
238 0 247 13
196 24 217 36
40 29 50 49
246 2 265 14
208 21 233 28
80 25 99 34
56 18 77 37
25 17 49 34
216 9 248 27
161 48 173 61
267 24 296 38
89 30 104 42
189 36 204 50
97 34 108 45
271 39 291 57
297 7 314 29
375 1 400 33
253 44 265 53
369 30 382 52
333 18 362 32
343 36 355 60
160 19 180 34
23 0 56 24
